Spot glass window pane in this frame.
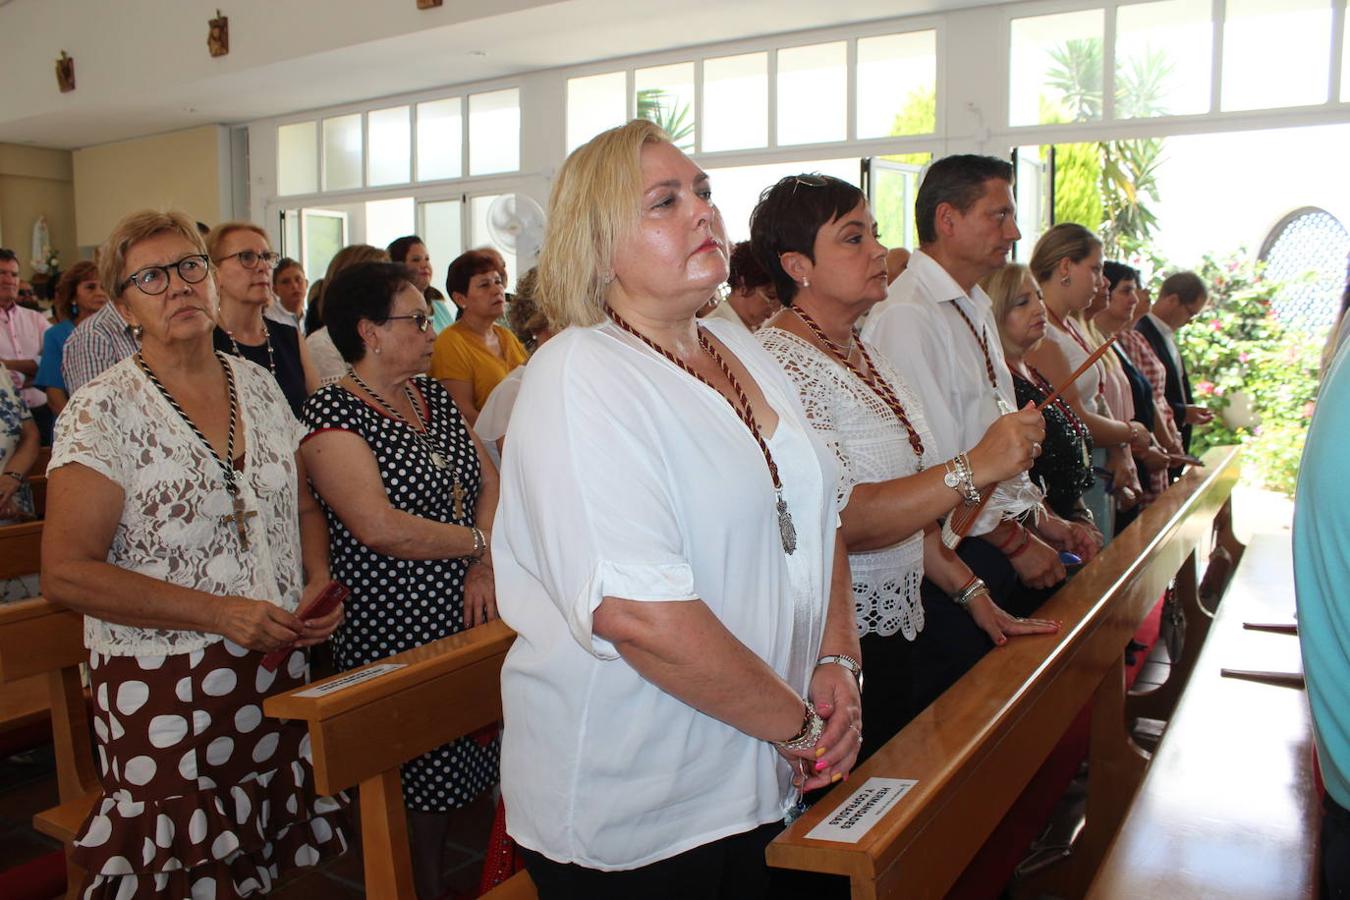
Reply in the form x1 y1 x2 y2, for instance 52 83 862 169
567 72 627 154
322 114 363 191
869 154 931 250
470 195 518 288
635 63 696 152
705 158 860 244
1222 0 1332 111
421 200 463 293
1344 14 1350 102
857 31 937 139
417 98 463 181
281 209 300 259
702 53 768 152
277 122 317 196
367 106 410 186
777 42 847 145
302 210 346 285
364 197 415 250
1116 0 1212 118
1009 9 1105 126
469 89 521 176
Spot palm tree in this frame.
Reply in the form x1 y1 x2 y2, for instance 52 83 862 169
636 88 694 151
1045 38 1103 122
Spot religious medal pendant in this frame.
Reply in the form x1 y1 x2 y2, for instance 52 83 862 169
452 479 467 520
996 395 1014 416
776 491 797 555
429 450 448 470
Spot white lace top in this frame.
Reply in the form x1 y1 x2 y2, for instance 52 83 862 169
49 355 306 657
759 326 934 640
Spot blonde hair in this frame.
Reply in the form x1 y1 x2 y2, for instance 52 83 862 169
205 221 269 262
1028 222 1101 285
315 244 390 317
537 119 670 329
980 263 1036 327
99 210 208 300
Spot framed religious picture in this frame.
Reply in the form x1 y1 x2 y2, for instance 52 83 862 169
417 0 444 8
55 51 75 93
208 10 229 57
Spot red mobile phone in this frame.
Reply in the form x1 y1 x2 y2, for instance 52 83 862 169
261 581 350 672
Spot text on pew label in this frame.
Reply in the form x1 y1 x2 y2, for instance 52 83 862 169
804 777 918 843
295 663 407 698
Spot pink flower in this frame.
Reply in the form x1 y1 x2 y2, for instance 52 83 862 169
1238 352 1250 363
1303 401 1317 419
1197 381 1216 396
1211 319 1223 331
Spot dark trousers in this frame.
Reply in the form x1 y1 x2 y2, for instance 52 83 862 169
30 403 54 447
1325 792 1350 898
521 823 780 900
857 630 915 766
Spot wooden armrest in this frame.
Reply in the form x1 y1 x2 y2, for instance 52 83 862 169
264 619 516 795
34 790 99 843
0 597 84 683
0 520 43 581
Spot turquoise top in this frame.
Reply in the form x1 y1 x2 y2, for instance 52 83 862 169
1294 342 1350 809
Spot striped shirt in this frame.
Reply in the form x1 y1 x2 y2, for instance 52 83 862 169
61 301 139 395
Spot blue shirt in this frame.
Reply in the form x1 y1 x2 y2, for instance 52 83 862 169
1294 343 1350 809
34 319 75 394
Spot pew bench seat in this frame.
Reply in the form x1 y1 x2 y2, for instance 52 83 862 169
34 791 100 845
1088 530 1318 899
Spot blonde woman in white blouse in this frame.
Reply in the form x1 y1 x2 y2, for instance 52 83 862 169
751 175 1059 754
42 210 350 898
495 121 861 896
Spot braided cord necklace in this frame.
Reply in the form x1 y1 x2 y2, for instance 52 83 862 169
792 306 925 459
347 369 470 520
135 350 257 549
608 309 796 555
223 321 277 375
950 301 1013 414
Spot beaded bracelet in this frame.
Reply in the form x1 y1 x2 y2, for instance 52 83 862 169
772 699 825 752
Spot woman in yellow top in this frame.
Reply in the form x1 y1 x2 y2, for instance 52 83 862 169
430 249 528 425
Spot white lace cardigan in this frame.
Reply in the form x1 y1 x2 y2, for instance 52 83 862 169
49 355 306 657
759 326 935 640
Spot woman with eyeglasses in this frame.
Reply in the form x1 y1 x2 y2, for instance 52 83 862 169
207 222 319 416
299 261 501 900
41 210 351 898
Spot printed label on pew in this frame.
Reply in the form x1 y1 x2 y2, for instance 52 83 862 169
805 777 918 843
295 663 407 698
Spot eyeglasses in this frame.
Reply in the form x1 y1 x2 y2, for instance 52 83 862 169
385 313 431 332
789 174 830 195
119 255 211 296
217 249 282 270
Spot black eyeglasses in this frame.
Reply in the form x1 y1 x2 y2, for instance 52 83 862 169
119 255 211 296
385 313 432 332
217 249 282 270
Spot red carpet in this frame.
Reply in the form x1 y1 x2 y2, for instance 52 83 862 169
946 592 1166 900
0 850 65 900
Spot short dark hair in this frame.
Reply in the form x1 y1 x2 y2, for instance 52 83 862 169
0 248 17 266
445 249 505 300
727 240 772 293
1103 260 1139 292
1159 271 1207 307
323 262 416 363
272 257 302 285
915 155 1014 245
749 174 865 306
386 235 425 263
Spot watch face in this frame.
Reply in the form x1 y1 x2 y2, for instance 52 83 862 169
944 470 961 488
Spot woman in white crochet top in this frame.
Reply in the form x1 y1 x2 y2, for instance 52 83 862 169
752 175 1059 754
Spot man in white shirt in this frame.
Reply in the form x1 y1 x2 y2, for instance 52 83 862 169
863 155 1084 618
0 249 52 441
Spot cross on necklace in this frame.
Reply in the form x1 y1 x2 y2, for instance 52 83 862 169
225 489 259 550
451 481 467 520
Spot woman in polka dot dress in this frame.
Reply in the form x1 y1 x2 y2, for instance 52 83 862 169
300 262 500 900
41 210 351 898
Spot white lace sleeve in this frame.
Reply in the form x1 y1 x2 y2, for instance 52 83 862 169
48 358 306 657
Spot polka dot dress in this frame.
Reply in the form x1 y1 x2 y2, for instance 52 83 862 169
74 641 350 898
302 375 498 812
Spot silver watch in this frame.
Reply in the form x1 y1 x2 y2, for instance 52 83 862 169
816 654 864 694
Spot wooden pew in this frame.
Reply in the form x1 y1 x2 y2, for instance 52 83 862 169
263 619 517 900
1088 530 1318 898
766 445 1242 899
0 597 98 899
0 520 42 580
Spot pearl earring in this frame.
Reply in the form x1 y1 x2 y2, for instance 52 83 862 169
373 346 382 355
801 278 811 288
